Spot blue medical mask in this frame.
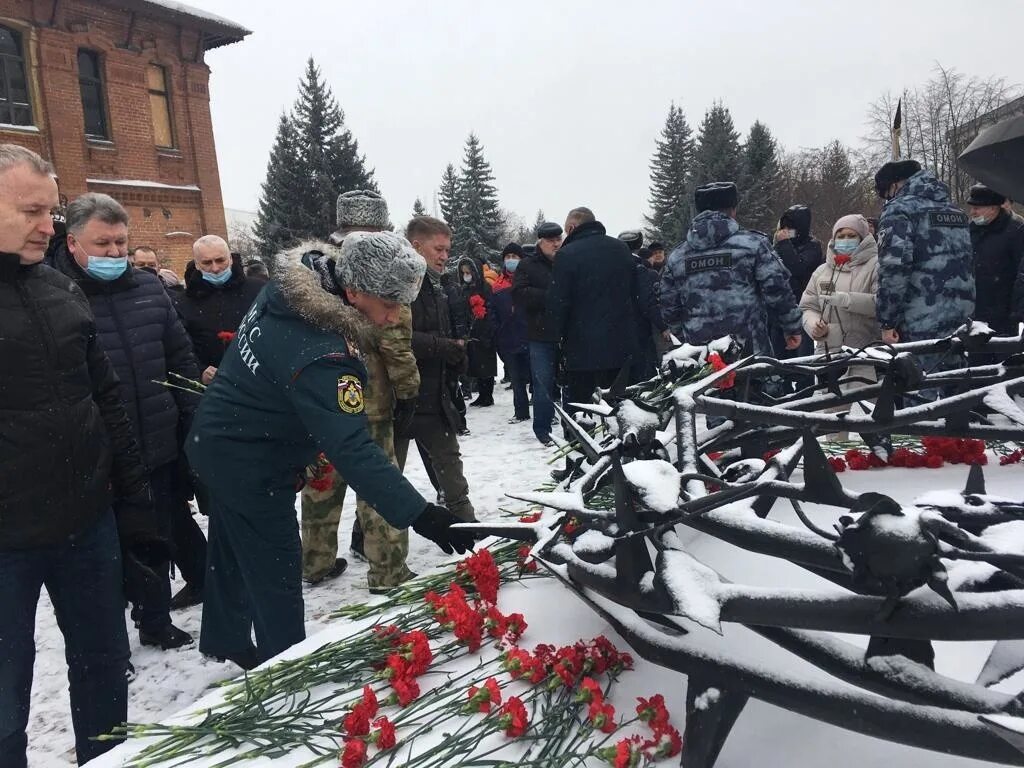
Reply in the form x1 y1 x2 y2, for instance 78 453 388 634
201 268 233 286
85 254 128 281
833 238 859 255
504 258 520 273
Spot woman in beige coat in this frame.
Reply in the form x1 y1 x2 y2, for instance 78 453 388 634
800 214 881 355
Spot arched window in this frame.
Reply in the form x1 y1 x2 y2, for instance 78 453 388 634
77 49 108 140
0 26 32 126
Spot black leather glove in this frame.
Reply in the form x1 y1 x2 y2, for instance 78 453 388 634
437 337 467 366
412 502 475 555
393 397 418 436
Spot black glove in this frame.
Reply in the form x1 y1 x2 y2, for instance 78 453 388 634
412 502 475 555
113 486 159 547
437 337 467 366
393 397 418 436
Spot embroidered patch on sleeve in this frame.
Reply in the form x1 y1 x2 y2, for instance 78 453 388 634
337 374 364 414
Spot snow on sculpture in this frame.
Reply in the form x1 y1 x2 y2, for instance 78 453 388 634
463 322 1024 767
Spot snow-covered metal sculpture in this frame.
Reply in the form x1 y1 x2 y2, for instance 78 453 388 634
463 324 1024 766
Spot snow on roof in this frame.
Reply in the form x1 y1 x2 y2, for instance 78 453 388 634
86 178 200 192
137 0 250 36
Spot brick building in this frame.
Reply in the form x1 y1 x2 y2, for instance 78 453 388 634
0 0 248 273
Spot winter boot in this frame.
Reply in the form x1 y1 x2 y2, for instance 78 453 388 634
369 571 419 596
140 623 194 650
303 558 349 586
170 583 203 610
350 523 366 562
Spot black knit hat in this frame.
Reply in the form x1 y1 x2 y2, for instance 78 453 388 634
648 241 665 253
874 159 921 197
966 184 1006 207
536 222 563 239
501 242 524 258
694 182 738 213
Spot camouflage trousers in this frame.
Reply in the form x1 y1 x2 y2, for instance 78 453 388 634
300 419 412 589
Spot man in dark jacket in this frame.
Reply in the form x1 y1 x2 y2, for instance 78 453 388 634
631 247 670 382
513 221 563 444
0 145 161 767
967 184 1024 342
169 234 264 608
399 216 477 522
548 208 638 404
188 231 472 667
772 205 823 361
493 246 530 422
53 192 198 650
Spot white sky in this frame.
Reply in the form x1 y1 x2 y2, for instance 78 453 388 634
201 0 1022 232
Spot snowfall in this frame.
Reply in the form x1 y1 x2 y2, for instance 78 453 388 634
25 382 1024 768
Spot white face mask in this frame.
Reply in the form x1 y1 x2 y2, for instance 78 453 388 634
971 215 990 226
462 273 473 284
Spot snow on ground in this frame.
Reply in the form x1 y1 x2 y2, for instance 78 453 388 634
26 378 1024 767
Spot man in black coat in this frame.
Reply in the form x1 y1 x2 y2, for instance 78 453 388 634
54 192 198 650
967 184 1024 346
773 204 823 362
169 234 264 608
547 208 638 404
0 145 161 767
399 216 476 522
512 221 563 444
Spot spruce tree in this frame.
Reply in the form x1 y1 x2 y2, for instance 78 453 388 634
438 163 461 229
740 120 781 232
532 209 546 236
690 103 743 199
292 58 375 235
644 103 694 246
412 197 428 217
254 112 306 261
452 133 502 266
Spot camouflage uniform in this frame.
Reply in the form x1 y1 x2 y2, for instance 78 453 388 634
301 305 421 589
660 210 802 355
875 169 975 341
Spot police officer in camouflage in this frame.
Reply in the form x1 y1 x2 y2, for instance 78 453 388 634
300 191 422 594
873 160 975 346
660 181 803 357
187 232 474 668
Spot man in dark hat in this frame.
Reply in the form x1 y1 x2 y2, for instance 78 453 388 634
873 160 974 346
660 181 802 357
967 183 1024 344
773 204 823 364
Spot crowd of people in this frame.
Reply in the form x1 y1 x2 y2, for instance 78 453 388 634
2 138 1024 767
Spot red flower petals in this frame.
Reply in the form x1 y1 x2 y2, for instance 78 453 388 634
498 696 529 737
371 716 396 750
340 738 366 768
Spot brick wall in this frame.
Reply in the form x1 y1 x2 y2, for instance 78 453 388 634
0 0 237 275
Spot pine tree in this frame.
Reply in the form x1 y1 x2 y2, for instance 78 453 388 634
292 58 375 235
740 120 781 232
254 112 306 261
690 103 742 200
644 103 695 246
412 197 428 217
438 164 461 229
532 209 546 236
452 133 502 266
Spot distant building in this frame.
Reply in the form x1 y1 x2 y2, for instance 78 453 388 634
0 0 249 273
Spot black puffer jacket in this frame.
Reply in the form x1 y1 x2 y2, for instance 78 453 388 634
971 209 1024 334
776 205 824 300
409 273 467 430
173 254 265 368
53 246 200 471
457 257 497 379
512 251 557 343
0 254 151 550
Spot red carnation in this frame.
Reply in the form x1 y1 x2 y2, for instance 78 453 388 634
399 630 432 677
499 696 529 737
833 254 852 267
360 686 379 718
636 693 670 728
644 723 683 758
216 330 236 343
706 352 736 389
827 456 847 472
343 704 371 737
340 738 367 768
588 700 617 733
457 548 501 605
371 716 396 751
390 675 420 707
519 512 542 523
563 517 581 536
517 545 537 573
469 294 487 319
577 676 603 704
466 677 503 713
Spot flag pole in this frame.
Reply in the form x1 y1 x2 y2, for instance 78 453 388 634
891 96 903 160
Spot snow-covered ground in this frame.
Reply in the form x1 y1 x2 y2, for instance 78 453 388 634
27 381 1024 767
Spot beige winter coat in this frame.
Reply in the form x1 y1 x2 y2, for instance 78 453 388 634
799 235 881 353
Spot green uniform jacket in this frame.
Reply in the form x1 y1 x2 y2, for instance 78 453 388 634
186 253 426 528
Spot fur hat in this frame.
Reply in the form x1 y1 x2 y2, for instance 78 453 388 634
832 214 870 239
617 229 643 251
336 189 391 230
694 182 738 213
874 160 921 197
966 184 1006 207
336 231 425 305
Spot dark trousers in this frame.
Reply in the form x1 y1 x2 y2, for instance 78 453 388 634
395 414 475 522
475 377 494 402
170 498 207 589
566 368 619 408
199 487 305 664
0 512 130 767
529 341 560 442
124 463 175 634
504 350 531 419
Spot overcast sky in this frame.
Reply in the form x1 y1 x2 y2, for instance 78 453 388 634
201 0 1022 233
